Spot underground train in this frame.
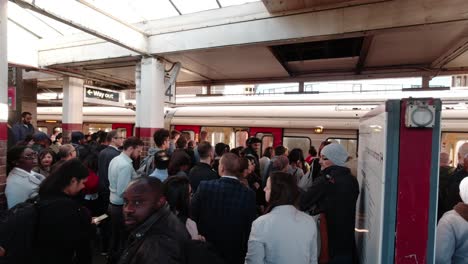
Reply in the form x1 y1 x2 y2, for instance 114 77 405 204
37 90 468 166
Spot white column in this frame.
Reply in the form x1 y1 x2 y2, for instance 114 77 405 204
62 77 84 125
138 57 165 129
0 0 7 124
135 61 141 129
0 0 8 209
61 77 84 143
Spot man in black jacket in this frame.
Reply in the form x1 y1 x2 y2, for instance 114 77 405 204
119 177 189 264
188 141 218 192
300 143 359 264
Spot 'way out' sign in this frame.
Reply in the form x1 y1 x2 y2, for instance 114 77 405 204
83 86 125 107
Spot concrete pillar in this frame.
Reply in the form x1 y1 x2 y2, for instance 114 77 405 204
62 77 84 143
0 0 8 209
422 76 431 89
23 79 38 128
299 81 304 93
135 57 165 154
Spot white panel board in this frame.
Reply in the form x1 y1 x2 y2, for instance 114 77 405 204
356 110 387 263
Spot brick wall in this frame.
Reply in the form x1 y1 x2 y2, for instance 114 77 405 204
0 138 7 210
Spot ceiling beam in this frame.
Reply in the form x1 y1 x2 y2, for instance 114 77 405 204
38 0 468 66
268 46 293 77
175 64 466 86
431 36 468 69
262 0 388 13
355 35 374 74
11 0 150 55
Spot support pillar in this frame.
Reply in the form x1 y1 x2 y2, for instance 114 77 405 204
422 76 431 89
62 77 84 143
0 0 8 210
298 81 304 93
135 57 165 155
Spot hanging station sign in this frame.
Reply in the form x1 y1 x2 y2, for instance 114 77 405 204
83 86 125 107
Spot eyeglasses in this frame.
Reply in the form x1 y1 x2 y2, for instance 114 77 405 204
320 155 329 160
23 151 38 160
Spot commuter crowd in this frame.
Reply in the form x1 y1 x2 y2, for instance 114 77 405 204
1 112 467 264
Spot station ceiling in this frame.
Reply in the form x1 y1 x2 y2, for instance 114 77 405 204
7 0 468 92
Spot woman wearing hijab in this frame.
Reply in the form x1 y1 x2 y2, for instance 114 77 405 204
300 143 359 264
436 177 468 264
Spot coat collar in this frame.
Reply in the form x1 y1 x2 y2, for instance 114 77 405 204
10 167 45 185
128 203 171 241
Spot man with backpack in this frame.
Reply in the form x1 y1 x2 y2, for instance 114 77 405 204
137 129 170 177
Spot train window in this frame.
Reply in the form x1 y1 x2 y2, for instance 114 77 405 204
37 127 48 135
119 129 127 138
326 138 358 159
255 133 274 157
283 137 311 157
181 131 195 141
441 132 468 166
235 130 249 148
455 139 468 165
202 127 241 148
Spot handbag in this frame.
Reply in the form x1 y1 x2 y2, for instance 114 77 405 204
318 213 330 264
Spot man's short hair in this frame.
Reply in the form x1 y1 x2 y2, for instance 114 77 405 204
153 129 170 147
127 177 163 200
215 143 227 157
176 136 187 149
106 130 120 142
170 130 181 139
246 137 261 146
274 145 287 156
71 131 85 143
220 153 240 175
459 143 468 160
123 137 144 150
58 144 75 159
21 112 32 118
198 141 213 159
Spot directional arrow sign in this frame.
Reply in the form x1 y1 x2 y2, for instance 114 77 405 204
83 86 125 107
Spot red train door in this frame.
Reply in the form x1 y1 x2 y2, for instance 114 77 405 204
173 125 201 141
112 123 134 137
249 127 283 154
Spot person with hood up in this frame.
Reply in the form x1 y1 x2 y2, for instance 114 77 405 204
300 143 359 264
436 177 468 264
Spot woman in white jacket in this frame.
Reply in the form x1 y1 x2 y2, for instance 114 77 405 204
5 146 45 208
245 171 318 264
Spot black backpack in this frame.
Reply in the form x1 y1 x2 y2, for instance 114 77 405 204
0 198 41 264
184 240 225 264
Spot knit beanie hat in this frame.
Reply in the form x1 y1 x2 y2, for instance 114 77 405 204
460 177 468 204
321 143 349 167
